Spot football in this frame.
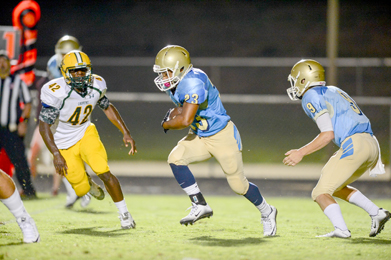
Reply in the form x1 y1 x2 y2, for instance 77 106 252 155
169 107 183 120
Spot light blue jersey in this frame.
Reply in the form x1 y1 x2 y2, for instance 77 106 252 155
166 68 230 137
302 85 373 147
47 54 62 79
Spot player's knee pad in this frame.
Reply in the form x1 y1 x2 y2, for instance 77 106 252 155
73 181 91 197
226 175 249 195
167 145 187 165
65 173 90 197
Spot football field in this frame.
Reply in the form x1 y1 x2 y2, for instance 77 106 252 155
1 194 391 260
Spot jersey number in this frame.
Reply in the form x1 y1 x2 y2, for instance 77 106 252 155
185 94 199 104
338 91 363 115
67 105 93 125
49 83 61 92
190 115 209 131
306 103 316 113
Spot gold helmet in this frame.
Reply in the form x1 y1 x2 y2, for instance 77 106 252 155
153 45 193 91
60 51 92 94
55 35 82 64
287 59 326 100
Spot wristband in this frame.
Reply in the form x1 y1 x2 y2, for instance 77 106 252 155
19 117 29 123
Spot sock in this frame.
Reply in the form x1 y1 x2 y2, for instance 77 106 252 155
183 183 201 196
189 192 207 206
114 199 128 215
257 199 272 217
170 164 196 189
243 182 271 216
244 182 264 206
349 190 379 216
0 189 27 218
323 203 348 231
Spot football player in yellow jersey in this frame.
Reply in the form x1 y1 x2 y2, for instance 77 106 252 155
39 51 137 229
29 35 91 209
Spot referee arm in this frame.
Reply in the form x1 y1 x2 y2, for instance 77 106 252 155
17 102 31 137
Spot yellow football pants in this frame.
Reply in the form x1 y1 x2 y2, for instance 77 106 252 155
59 123 110 197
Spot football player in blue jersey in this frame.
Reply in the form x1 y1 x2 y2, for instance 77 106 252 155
47 35 82 80
283 59 390 238
153 45 277 236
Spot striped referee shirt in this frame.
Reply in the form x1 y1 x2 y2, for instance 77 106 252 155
0 73 31 131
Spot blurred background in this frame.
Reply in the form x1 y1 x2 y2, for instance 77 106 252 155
1 0 391 186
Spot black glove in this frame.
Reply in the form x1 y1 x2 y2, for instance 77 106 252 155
161 108 173 133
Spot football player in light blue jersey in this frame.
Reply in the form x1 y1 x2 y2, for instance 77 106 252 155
301 86 373 147
165 67 230 137
284 59 390 238
47 55 62 79
47 35 82 80
154 45 277 236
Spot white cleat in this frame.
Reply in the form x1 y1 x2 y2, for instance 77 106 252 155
119 212 136 229
262 205 277 236
16 214 40 243
87 174 105 200
180 203 213 226
316 228 351 238
65 193 79 209
370 208 391 237
80 194 92 208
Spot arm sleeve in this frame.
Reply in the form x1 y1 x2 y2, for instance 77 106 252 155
97 95 110 110
39 106 60 125
316 112 334 132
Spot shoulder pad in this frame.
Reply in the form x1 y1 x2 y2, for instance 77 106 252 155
92 74 104 82
92 74 107 97
41 78 70 109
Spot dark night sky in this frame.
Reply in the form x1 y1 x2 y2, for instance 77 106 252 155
1 0 391 58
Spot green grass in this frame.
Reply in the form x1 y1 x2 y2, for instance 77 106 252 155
1 194 391 260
